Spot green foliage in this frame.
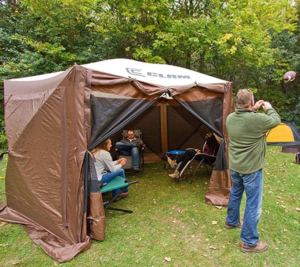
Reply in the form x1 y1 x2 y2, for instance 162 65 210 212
1 0 300 143
284 97 300 129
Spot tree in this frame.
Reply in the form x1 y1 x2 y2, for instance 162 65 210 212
0 0 300 149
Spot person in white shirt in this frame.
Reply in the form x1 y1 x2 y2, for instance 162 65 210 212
92 138 129 199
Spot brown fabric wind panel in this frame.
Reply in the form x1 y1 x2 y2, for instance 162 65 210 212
205 83 234 206
4 90 69 236
4 70 70 151
205 169 232 206
1 65 91 262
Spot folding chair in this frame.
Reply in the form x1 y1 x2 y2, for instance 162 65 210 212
115 130 145 171
101 176 138 213
185 153 217 184
164 150 185 170
172 133 221 183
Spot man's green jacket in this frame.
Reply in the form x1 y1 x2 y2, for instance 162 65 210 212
226 108 281 174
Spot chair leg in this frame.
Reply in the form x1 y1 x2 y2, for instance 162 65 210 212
187 159 204 184
103 186 133 213
205 165 209 174
106 207 133 213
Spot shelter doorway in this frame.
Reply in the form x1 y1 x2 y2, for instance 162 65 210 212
109 97 213 163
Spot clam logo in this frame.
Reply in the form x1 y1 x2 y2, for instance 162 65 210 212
126 68 191 79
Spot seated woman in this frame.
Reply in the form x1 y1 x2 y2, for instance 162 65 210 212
91 138 129 199
168 133 220 179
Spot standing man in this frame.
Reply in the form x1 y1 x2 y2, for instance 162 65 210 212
225 89 280 253
115 130 145 172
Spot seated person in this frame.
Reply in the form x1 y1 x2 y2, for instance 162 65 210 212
168 133 220 179
115 129 145 172
92 138 129 200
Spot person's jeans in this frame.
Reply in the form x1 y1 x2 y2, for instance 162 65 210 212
101 168 128 197
226 169 263 247
176 150 196 172
116 142 140 168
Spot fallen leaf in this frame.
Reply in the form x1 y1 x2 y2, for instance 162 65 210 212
0 221 7 227
212 221 218 225
180 185 185 189
164 257 171 262
208 245 217 250
215 206 222 210
296 208 300 212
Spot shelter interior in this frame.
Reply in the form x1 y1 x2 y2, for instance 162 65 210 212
109 97 214 163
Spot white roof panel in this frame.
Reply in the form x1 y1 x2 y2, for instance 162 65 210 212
9 59 228 85
82 58 227 86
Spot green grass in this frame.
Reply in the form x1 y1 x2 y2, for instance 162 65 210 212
0 146 300 266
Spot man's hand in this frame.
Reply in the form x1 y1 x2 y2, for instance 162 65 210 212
262 101 272 110
254 100 264 110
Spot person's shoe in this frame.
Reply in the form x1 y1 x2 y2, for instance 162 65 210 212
240 240 269 253
225 221 243 229
114 192 129 202
167 157 177 169
133 167 140 172
169 170 180 179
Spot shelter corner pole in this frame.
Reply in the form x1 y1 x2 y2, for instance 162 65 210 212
84 152 89 214
160 103 168 155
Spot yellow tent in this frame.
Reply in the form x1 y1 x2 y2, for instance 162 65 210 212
267 121 300 146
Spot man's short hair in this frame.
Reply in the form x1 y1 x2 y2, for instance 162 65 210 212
127 130 135 137
236 89 254 108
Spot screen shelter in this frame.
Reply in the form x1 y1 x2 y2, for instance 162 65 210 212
1 59 234 262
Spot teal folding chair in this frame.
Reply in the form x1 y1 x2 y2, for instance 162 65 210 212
100 176 138 213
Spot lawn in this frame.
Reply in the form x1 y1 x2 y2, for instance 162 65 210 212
0 146 299 266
